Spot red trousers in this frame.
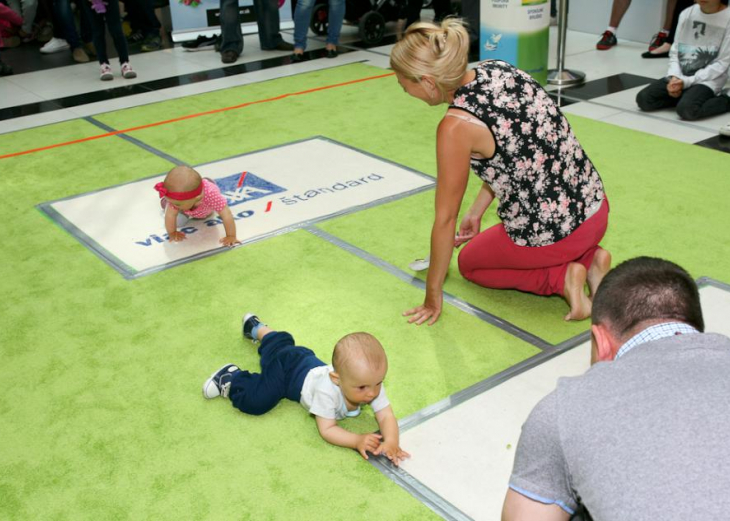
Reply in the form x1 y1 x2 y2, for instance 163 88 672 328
458 200 609 296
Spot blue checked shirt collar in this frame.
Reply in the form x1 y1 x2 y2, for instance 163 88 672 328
615 322 700 360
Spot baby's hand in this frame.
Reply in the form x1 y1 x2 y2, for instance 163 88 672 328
220 235 241 248
168 231 186 242
374 441 411 467
356 433 382 460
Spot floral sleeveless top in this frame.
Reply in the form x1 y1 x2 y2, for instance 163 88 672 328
451 60 605 247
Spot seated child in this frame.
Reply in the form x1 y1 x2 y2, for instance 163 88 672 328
154 165 240 248
203 314 410 466
636 0 730 121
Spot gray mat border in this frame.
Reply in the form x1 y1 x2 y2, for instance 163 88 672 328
36 135 435 279
306 226 552 350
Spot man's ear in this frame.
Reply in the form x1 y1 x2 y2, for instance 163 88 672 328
329 371 340 387
591 323 620 363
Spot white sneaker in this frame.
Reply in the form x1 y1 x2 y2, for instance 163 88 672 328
40 37 70 54
720 123 730 137
100 63 113 81
121 62 137 79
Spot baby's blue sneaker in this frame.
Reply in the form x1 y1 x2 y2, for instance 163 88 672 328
242 313 264 343
202 364 239 399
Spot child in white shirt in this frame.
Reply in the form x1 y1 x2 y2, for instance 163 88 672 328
636 0 730 120
203 314 410 465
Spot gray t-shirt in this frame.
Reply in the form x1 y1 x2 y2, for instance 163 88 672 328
509 333 730 520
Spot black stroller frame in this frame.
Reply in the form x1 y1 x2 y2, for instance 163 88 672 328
309 0 406 45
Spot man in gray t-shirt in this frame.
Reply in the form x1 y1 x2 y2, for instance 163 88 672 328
502 257 730 521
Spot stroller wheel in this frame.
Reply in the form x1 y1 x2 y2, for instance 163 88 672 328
310 2 329 35
358 11 386 45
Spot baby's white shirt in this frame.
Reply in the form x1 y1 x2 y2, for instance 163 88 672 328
299 365 390 420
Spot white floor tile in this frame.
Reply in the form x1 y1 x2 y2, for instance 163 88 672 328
561 101 624 120
396 285 730 521
0 78 46 109
0 108 83 135
600 111 716 143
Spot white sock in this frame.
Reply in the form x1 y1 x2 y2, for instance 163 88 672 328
607 26 618 34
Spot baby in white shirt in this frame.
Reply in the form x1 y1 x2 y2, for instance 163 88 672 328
203 313 410 466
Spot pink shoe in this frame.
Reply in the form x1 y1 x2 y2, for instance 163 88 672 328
121 62 137 79
100 63 113 81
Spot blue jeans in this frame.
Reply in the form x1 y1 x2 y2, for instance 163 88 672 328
293 0 345 50
219 0 287 54
228 331 326 416
53 0 92 49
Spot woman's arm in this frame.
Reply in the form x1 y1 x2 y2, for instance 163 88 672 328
456 182 495 247
404 116 473 325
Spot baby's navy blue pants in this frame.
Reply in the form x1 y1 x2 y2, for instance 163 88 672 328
228 331 326 415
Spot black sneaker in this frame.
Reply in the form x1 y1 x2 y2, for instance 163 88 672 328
596 30 617 50
242 313 264 342
0 61 13 76
141 35 162 52
221 50 238 64
182 34 218 52
202 364 240 399
127 30 145 44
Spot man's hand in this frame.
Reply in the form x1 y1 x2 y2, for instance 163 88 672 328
356 433 383 460
374 440 411 466
168 231 186 242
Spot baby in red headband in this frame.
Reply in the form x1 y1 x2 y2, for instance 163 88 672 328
155 165 240 247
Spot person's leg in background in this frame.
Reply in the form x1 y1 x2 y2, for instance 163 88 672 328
403 0 421 28
324 0 344 57
0 47 13 75
218 0 243 63
79 0 108 64
636 78 679 112
124 0 162 51
292 0 314 59
79 2 95 56
642 0 677 58
101 0 131 66
6 0 38 39
252 0 293 50
643 0 693 58
431 0 452 23
43 0 90 61
596 0 631 50
676 84 730 121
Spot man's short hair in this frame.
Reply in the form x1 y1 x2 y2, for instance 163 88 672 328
592 256 704 337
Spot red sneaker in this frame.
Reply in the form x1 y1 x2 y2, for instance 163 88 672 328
596 30 617 50
648 31 669 51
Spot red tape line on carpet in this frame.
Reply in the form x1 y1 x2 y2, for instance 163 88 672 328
0 72 395 161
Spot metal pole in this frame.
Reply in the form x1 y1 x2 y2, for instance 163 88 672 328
547 0 585 86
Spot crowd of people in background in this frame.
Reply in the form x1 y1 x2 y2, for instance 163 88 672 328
0 0 729 134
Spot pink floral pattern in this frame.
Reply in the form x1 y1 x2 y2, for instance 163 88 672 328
452 61 605 247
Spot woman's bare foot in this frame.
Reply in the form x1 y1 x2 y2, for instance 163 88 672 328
563 262 592 321
587 247 612 299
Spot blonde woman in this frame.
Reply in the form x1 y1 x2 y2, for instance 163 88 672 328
391 19 611 325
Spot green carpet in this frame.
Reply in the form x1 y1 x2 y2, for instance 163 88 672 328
1 62 729 519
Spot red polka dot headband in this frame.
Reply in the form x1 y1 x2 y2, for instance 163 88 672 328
154 181 203 201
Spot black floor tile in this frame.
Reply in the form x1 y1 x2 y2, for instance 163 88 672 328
694 135 730 155
0 46 356 122
559 73 655 102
